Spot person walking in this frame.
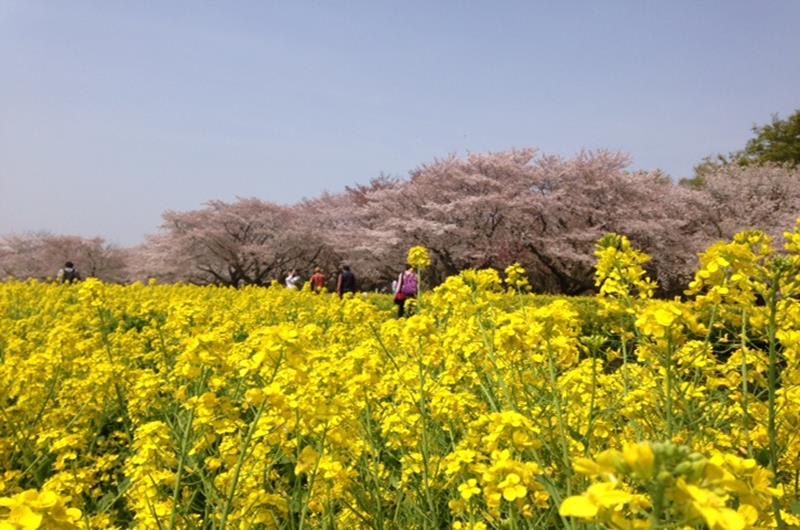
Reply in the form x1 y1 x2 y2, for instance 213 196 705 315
285 269 301 290
393 264 418 317
336 265 357 298
57 261 81 284
309 267 326 293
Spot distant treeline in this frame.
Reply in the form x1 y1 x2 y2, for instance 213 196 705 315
2 148 799 296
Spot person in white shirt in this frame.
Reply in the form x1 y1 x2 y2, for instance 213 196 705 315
285 269 301 290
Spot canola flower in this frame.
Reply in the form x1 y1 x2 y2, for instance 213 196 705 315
560 441 785 529
0 490 82 530
1 228 800 529
504 262 530 292
407 245 431 270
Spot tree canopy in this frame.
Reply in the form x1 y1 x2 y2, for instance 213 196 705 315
4 147 800 296
741 109 800 166
691 109 800 182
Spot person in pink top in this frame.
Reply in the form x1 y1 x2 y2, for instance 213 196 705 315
393 263 418 317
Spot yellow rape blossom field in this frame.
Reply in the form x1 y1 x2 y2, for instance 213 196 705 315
3 225 800 529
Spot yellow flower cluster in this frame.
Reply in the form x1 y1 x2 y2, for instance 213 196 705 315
594 233 658 301
561 441 783 529
0 490 81 530
407 245 432 270
1 227 800 529
503 262 530 292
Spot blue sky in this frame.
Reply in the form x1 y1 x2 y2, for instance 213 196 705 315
1 1 798 245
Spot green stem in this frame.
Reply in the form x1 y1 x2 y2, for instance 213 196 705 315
739 310 752 458
665 332 674 440
621 336 629 397
96 308 133 440
766 275 786 530
168 409 195 530
218 352 284 529
416 355 438 522
546 341 572 495
585 348 598 456
298 427 328 530
218 399 267 530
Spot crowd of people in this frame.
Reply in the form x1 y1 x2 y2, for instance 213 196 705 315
283 264 418 317
58 261 421 317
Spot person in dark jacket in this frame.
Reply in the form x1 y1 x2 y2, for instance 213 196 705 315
57 261 81 284
336 265 356 298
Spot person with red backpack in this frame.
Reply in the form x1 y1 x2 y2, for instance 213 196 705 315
393 264 418 317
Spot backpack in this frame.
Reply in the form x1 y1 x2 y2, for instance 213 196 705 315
400 271 418 295
62 268 79 283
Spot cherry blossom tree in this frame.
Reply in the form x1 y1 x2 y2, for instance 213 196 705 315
504 151 711 295
695 164 800 242
301 177 409 289
325 149 709 295
135 198 336 286
0 233 129 282
9 148 797 296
